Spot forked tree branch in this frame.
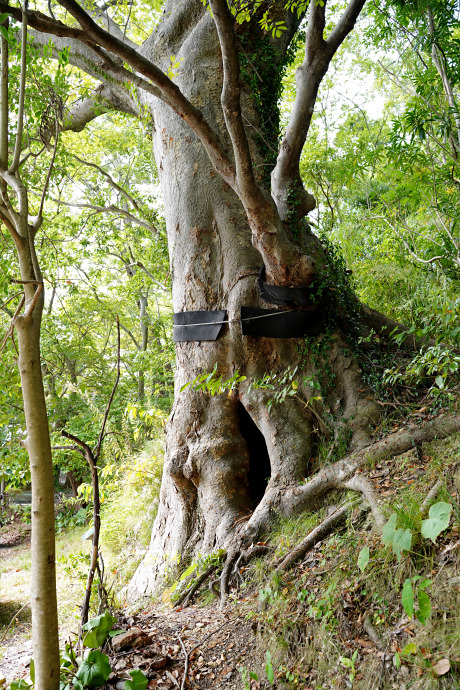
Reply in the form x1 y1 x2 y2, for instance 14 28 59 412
271 0 366 221
0 0 237 184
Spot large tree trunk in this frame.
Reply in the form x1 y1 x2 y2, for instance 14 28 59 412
127 1 379 598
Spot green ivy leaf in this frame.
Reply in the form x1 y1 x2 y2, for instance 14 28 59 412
421 502 452 542
357 546 370 573
124 669 148 690
76 650 111 687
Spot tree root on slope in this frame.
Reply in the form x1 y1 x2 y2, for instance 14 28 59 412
218 413 460 606
275 501 357 573
174 563 218 609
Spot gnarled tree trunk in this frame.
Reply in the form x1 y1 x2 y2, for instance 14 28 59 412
127 0 378 598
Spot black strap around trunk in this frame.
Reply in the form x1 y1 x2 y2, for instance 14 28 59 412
173 310 226 342
257 267 314 308
240 306 324 338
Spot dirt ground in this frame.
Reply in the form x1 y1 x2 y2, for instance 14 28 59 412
0 521 263 689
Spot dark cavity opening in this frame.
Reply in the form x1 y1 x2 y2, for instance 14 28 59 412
237 403 271 508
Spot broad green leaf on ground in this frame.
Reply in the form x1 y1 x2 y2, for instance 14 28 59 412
421 502 452 542
124 669 149 690
382 514 397 544
357 546 370 572
82 612 117 648
76 650 111 687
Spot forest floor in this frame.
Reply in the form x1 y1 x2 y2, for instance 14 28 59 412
1 431 460 689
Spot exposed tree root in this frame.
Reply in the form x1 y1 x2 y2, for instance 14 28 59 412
421 479 444 515
219 547 240 608
342 474 385 531
420 460 459 514
215 414 460 603
219 545 270 607
361 305 434 350
174 563 218 609
275 502 355 573
254 413 460 538
363 615 383 649
234 544 270 572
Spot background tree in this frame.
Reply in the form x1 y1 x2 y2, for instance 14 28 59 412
0 11 62 688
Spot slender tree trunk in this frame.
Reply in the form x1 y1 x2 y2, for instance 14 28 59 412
138 293 148 402
15 313 60 689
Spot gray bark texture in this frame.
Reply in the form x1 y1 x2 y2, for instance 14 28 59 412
126 0 376 598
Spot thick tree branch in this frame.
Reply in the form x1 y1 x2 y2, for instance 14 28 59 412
208 0 259 205
271 0 366 222
54 0 236 183
326 0 367 54
0 0 237 184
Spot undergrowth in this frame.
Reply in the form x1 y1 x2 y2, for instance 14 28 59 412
223 436 460 689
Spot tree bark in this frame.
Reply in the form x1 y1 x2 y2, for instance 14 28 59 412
127 0 377 598
15 314 60 688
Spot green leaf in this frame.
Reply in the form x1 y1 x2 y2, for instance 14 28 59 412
265 650 274 684
418 578 432 591
402 642 417 655
76 650 111 687
392 528 412 560
382 513 397 544
82 611 117 648
8 681 31 689
435 375 444 389
417 590 431 624
29 659 35 684
421 502 452 542
401 578 414 618
357 546 370 573
124 669 148 690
